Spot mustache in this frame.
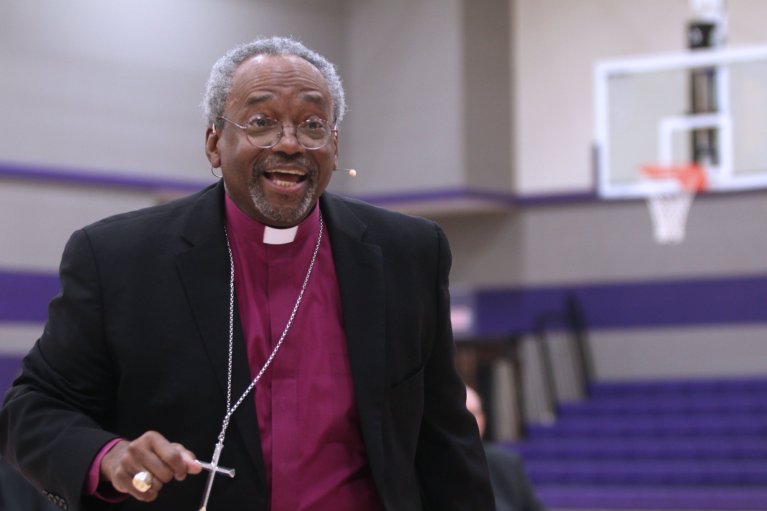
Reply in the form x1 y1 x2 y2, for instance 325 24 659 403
255 154 316 173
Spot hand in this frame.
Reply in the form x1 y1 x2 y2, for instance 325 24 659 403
100 431 202 502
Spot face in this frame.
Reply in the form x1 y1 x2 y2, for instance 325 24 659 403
206 54 338 227
465 387 486 438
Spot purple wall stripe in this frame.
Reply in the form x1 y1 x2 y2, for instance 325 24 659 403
0 271 59 322
0 161 208 194
1 355 23 397
0 160 590 207
474 274 767 336
355 187 518 207
2 269 766 334
3 161 767 210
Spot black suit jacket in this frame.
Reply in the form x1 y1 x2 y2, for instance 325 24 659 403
0 181 494 511
0 456 58 511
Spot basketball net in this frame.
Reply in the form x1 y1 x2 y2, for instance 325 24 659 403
641 163 708 244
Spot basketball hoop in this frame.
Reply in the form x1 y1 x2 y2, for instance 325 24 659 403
641 163 708 244
689 0 727 24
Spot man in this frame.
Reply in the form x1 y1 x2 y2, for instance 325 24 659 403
0 37 494 510
466 387 545 511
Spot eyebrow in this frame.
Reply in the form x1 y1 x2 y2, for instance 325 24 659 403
300 91 328 108
242 91 328 108
244 93 275 107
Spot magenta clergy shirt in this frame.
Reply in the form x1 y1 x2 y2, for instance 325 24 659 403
224 195 383 511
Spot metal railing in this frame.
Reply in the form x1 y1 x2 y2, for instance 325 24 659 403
531 294 594 421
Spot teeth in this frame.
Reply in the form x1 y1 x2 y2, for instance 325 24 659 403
272 179 296 188
269 169 304 176
264 168 305 189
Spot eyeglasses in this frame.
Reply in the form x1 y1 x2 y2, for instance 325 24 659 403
218 115 336 150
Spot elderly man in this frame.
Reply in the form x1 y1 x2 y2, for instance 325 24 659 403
0 37 494 510
466 387 545 511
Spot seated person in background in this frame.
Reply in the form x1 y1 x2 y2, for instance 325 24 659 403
466 386 546 511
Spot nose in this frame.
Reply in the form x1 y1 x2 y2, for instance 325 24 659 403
271 124 303 154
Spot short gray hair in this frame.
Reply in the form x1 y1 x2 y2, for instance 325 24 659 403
202 36 347 129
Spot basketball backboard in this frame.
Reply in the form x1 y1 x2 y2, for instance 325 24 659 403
594 44 767 199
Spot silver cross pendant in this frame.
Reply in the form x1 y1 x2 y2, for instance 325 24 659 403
197 441 236 511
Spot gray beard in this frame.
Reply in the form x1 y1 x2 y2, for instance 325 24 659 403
248 180 317 226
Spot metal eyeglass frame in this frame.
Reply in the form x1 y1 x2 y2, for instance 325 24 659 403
218 116 336 150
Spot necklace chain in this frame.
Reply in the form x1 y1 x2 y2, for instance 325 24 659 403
217 215 324 444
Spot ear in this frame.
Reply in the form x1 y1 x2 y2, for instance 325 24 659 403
205 125 221 169
332 130 339 169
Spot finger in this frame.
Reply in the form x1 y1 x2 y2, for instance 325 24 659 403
126 433 176 484
170 442 203 478
128 471 164 502
100 441 147 495
186 458 204 476
108 463 163 502
152 441 197 481
104 433 167 498
134 434 199 482
101 432 195 500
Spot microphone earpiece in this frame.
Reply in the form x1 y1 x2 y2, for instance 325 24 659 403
335 168 357 177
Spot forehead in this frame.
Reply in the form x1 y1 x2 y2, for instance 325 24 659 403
226 54 332 114
465 389 482 413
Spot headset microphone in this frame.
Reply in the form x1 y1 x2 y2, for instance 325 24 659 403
335 168 357 177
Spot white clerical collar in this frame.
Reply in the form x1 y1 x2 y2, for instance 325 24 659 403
263 225 299 245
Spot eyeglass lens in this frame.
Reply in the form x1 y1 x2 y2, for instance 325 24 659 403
230 119 331 150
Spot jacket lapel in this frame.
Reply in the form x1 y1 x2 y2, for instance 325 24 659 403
173 187 387 494
174 181 266 488
320 193 387 489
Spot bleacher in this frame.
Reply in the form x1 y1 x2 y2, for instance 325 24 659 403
509 377 767 510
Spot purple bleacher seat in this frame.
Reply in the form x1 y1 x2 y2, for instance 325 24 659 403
509 436 767 460
526 460 767 486
515 377 767 509
558 394 767 416
589 377 767 397
536 485 767 510
526 414 767 438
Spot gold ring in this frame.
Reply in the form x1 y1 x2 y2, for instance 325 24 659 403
132 471 153 493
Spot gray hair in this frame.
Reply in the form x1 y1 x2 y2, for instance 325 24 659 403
202 36 346 129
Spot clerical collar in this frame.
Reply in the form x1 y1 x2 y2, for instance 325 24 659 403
263 225 298 245
224 193 318 245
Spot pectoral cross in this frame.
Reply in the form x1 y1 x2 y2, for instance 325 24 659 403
197 441 236 511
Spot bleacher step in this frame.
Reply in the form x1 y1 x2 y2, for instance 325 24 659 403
558 395 767 417
537 485 767 510
512 436 767 460
526 459 767 486
526 414 767 438
516 377 767 510
589 378 767 397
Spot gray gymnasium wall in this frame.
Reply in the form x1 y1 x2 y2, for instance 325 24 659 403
0 0 346 179
338 0 512 196
0 0 347 350
438 0 767 379
1 0 766 379
437 193 767 379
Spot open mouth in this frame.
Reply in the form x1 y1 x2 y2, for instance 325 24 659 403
263 169 307 189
